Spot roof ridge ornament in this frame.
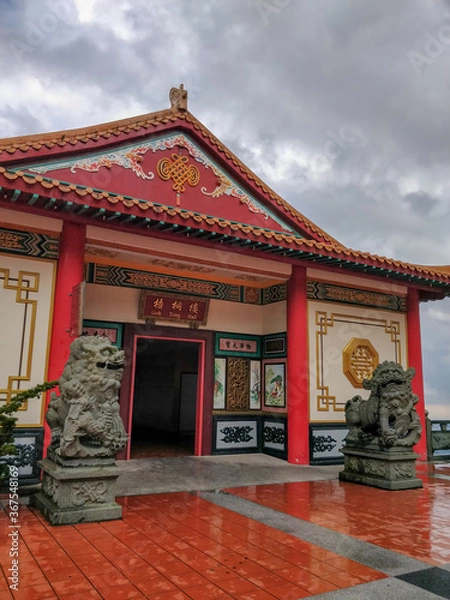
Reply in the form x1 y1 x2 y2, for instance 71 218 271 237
169 84 188 112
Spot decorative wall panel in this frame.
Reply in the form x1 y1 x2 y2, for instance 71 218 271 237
308 300 407 422
226 358 250 410
264 362 286 409
249 361 261 409
0 255 55 426
0 428 44 484
310 424 347 464
214 358 226 410
342 338 379 388
213 417 261 453
262 333 287 358
87 264 282 305
262 283 287 305
263 417 287 459
0 227 58 260
307 280 407 312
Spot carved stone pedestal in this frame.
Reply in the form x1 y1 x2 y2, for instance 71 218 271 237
32 454 122 525
339 444 423 490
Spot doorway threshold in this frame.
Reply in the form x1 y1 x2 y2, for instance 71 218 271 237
115 454 341 496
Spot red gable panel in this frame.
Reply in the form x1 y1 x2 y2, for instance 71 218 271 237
17 132 296 235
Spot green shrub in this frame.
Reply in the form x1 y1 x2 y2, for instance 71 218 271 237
0 381 58 482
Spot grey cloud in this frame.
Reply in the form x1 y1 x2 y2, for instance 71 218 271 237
0 0 449 415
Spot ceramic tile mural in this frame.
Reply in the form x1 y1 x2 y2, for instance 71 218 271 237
249 360 261 409
213 358 226 409
264 362 286 408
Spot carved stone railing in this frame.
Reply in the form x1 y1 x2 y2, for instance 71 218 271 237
426 416 450 460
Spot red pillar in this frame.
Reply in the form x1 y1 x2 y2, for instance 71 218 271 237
407 287 427 460
45 221 86 450
287 265 309 464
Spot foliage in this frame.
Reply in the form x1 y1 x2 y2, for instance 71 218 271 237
0 381 58 482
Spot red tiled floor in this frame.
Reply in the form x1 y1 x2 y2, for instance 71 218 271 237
226 468 450 566
0 489 388 599
94 582 145 599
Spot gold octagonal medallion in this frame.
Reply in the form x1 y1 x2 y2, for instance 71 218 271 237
342 338 379 388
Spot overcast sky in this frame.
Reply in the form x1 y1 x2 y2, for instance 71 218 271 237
1 0 449 418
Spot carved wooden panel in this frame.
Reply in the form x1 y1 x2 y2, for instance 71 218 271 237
226 358 250 410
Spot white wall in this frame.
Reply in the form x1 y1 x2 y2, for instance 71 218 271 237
84 283 273 335
0 255 56 426
308 299 407 423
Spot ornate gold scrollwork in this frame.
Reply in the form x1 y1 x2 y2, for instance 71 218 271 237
342 338 379 388
157 153 200 193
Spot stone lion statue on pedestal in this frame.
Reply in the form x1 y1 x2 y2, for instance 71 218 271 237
344 361 421 447
47 336 128 458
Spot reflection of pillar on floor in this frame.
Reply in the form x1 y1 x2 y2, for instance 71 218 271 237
407 288 427 460
44 221 86 453
287 265 309 464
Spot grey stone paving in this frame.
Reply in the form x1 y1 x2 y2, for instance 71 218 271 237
200 491 430 577
113 454 450 598
311 578 446 599
115 453 341 495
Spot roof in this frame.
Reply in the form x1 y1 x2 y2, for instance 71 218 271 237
0 86 449 296
0 94 339 247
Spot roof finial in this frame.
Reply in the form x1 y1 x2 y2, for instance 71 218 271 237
169 84 188 112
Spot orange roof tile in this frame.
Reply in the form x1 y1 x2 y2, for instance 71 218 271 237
1 165 450 288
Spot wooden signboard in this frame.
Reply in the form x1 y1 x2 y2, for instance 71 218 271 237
138 291 209 326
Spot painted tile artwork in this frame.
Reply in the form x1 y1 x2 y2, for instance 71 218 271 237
213 358 226 409
264 362 286 408
250 360 261 409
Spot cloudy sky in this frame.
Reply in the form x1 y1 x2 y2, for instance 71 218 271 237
1 0 450 418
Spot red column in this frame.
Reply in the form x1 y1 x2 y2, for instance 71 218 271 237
287 265 309 464
407 287 427 460
45 221 86 450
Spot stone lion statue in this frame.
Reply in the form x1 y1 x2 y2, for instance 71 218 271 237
344 361 421 447
46 336 128 458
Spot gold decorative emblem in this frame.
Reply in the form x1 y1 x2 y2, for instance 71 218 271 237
157 153 200 194
342 338 379 388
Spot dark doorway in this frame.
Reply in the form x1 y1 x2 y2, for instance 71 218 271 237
131 338 200 458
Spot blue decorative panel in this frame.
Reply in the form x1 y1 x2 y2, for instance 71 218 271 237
0 428 44 486
263 417 287 459
310 424 347 464
213 417 261 454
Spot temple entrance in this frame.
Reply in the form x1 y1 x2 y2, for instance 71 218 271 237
130 338 201 458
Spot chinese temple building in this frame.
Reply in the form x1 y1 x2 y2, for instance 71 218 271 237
1 86 450 484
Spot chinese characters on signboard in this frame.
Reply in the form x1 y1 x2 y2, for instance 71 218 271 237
218 338 257 353
138 291 209 326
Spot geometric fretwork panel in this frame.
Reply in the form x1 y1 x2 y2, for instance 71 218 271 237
226 358 250 410
0 255 55 426
342 337 379 388
308 300 407 422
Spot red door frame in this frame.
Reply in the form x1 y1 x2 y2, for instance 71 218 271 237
118 324 214 460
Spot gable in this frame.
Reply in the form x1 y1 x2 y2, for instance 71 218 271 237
15 131 298 236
